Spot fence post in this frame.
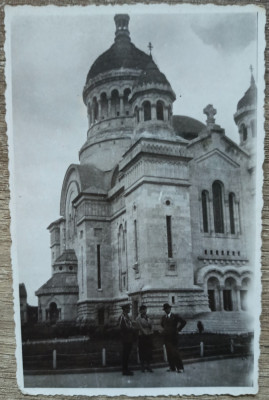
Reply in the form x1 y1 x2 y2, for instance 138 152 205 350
230 339 234 354
200 342 204 357
163 344 167 362
53 349 57 369
137 347 140 364
102 348 106 367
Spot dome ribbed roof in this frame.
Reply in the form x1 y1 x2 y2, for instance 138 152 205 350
172 115 205 140
54 249 77 264
237 75 257 110
134 59 171 87
86 14 153 83
35 273 79 296
86 41 152 83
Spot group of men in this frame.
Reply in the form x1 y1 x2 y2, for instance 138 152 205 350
118 302 186 376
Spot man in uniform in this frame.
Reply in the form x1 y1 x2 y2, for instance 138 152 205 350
119 303 135 376
161 303 186 373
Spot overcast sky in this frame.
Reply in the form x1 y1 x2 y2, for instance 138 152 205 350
6 5 260 305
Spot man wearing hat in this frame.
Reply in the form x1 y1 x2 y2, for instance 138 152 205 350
119 303 135 376
136 304 154 372
161 303 186 373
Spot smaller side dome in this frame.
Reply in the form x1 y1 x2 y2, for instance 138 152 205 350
237 73 257 111
135 59 171 87
131 59 176 102
172 115 206 140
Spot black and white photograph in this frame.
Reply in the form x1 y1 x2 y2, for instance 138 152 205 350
5 3 265 396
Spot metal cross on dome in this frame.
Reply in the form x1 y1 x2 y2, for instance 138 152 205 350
148 42 153 55
203 104 217 126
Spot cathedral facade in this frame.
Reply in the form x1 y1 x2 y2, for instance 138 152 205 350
36 14 257 331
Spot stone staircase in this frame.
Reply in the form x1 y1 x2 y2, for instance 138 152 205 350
183 311 254 335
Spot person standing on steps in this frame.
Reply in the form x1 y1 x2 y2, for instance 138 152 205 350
119 303 136 376
161 303 186 373
136 304 154 372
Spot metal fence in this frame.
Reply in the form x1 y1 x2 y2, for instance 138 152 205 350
23 338 251 371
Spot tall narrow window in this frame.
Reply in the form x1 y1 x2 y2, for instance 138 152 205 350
229 193 235 234
143 101 151 121
157 101 164 120
241 124 248 142
81 246 84 292
93 97 98 122
201 190 209 233
97 244 101 289
212 181 224 233
166 216 173 258
134 219 138 262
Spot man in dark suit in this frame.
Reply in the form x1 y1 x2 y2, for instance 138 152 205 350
161 303 186 373
119 303 135 376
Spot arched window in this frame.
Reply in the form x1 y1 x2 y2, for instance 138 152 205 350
49 302 59 323
207 277 220 311
111 89 120 117
123 88 131 115
135 106 140 123
229 193 235 234
157 101 164 120
201 190 209 233
118 224 127 290
212 181 224 233
143 101 151 121
240 124 248 142
100 92 108 120
223 277 237 311
93 97 98 122
87 102 91 125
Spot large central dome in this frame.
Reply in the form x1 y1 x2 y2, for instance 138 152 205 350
86 14 153 83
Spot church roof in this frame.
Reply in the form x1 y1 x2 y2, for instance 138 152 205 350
86 42 152 83
60 164 113 215
54 249 77 264
134 59 171 87
35 273 79 296
86 14 152 83
237 74 257 111
76 164 112 192
172 115 206 140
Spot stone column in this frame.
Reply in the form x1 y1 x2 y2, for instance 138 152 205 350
120 96 124 115
219 286 224 311
164 106 169 121
235 199 241 235
223 197 229 234
108 97 112 117
236 286 241 311
139 108 143 122
151 104 157 120
208 195 214 234
98 100 101 121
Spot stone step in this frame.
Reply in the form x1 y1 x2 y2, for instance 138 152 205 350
183 311 253 334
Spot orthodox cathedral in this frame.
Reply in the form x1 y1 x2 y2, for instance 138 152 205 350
36 14 257 331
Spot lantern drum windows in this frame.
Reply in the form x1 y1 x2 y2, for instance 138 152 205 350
143 100 151 121
156 100 164 120
201 182 239 236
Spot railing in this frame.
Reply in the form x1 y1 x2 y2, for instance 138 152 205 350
23 339 251 371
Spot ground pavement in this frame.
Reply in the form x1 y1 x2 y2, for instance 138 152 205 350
24 356 253 388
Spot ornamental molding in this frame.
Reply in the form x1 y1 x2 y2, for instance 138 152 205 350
196 264 252 286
